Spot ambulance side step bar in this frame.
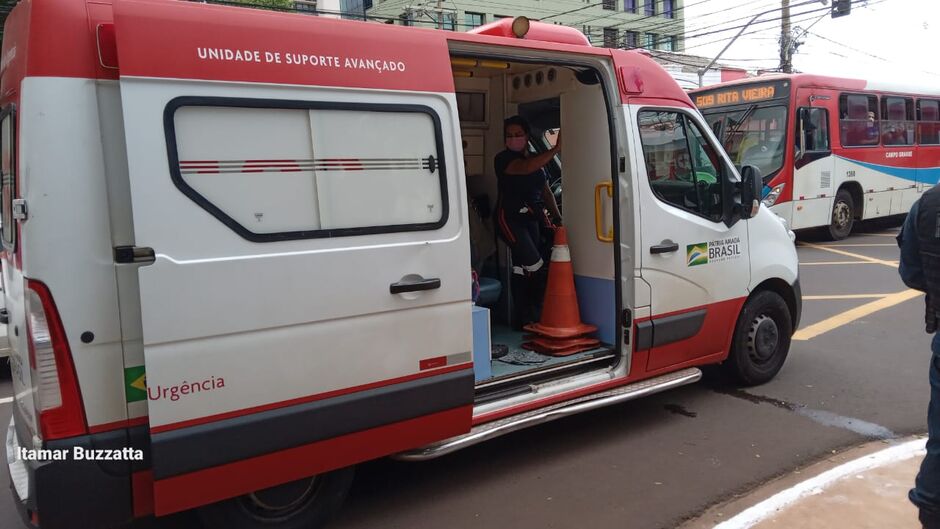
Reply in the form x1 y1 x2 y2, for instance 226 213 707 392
395 367 702 461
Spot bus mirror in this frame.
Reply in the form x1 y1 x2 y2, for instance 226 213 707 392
740 165 763 219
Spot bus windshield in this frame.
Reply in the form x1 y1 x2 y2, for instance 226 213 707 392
703 104 788 179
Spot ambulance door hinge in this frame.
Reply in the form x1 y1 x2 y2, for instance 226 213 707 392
11 199 27 221
114 246 155 265
619 156 626 173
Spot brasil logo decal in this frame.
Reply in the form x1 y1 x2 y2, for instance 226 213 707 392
687 243 708 267
124 366 147 403
686 237 743 267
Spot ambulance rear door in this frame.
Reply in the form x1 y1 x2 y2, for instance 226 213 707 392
113 1 472 515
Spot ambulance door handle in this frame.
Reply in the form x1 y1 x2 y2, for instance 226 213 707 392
594 182 614 243
0 308 8 324
390 277 441 294
650 241 679 254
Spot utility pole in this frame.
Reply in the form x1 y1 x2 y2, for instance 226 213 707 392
437 0 442 29
697 0 827 87
779 0 792 73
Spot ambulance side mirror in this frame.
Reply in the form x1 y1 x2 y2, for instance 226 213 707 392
740 165 763 219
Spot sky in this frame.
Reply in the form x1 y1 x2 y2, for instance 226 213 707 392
682 0 940 86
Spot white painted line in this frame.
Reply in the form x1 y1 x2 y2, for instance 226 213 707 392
713 438 926 529
0 396 12 405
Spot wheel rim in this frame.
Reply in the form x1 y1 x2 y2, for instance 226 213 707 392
832 201 851 230
747 314 780 365
239 475 323 521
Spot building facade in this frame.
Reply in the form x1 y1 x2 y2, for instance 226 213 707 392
365 0 685 52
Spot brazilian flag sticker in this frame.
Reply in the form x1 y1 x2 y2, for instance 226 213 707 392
686 243 708 267
124 366 147 403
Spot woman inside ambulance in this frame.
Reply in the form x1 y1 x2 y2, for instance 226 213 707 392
494 115 562 329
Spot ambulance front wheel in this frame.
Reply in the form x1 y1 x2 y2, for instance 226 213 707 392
197 466 355 529
725 290 792 386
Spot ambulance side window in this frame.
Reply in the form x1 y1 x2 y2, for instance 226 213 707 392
638 110 724 222
167 100 447 242
0 110 14 248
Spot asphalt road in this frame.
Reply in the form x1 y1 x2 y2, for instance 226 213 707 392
0 217 931 529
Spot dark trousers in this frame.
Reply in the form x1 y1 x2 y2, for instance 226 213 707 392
912 333 940 529
496 207 548 328
496 208 543 270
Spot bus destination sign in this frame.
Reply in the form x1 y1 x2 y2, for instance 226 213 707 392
694 81 789 109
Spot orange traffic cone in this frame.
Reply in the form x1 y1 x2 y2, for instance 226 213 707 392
523 335 599 357
523 226 597 339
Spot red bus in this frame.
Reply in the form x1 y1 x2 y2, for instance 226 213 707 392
691 74 940 239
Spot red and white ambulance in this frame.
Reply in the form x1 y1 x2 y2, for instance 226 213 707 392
2 1 801 528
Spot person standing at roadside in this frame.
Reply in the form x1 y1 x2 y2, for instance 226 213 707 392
898 183 940 529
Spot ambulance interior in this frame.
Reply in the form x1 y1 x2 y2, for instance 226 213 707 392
451 56 619 393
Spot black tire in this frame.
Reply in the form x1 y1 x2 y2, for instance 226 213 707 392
725 290 792 386
197 467 354 529
828 189 855 240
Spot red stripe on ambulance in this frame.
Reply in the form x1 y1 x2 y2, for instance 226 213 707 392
149 363 471 434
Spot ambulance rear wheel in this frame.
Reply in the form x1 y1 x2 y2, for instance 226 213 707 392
725 290 792 386
828 189 855 240
197 466 355 529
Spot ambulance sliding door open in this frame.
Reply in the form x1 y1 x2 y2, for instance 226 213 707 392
451 54 623 392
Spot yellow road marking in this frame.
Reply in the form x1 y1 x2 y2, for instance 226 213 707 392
798 242 898 268
799 260 888 266
803 294 894 300
793 289 923 341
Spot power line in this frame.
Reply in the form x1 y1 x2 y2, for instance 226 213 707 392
582 1 781 51
686 0 880 43
607 0 777 33
588 1 816 51
572 0 718 27
803 30 889 61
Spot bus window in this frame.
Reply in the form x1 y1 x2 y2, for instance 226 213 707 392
918 99 940 145
839 93 879 147
881 97 914 146
797 107 830 153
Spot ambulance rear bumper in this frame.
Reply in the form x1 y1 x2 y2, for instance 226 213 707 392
6 408 143 529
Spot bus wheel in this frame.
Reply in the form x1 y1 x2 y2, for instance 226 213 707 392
725 290 792 386
828 189 855 240
197 467 355 529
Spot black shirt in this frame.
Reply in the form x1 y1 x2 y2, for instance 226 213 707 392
494 149 547 215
